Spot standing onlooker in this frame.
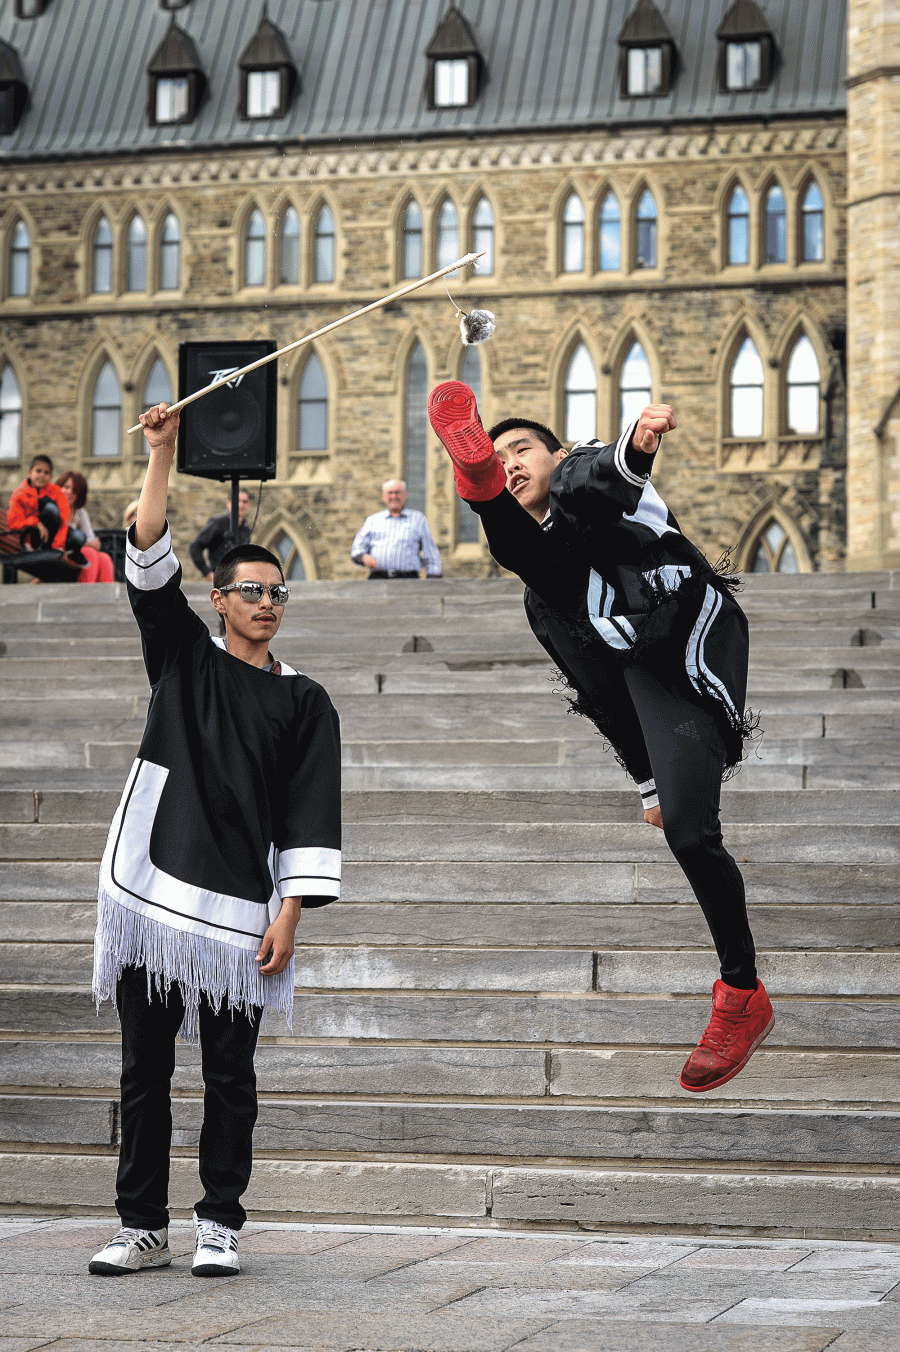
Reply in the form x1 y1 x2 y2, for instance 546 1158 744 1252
57 471 115 583
189 489 252 580
350 480 442 579
7 453 70 552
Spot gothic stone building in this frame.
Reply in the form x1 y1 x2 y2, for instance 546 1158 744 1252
0 0 890 579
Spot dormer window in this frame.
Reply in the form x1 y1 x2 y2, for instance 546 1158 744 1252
0 41 28 136
239 16 296 120
426 7 484 111
618 0 676 99
147 23 205 127
716 1 775 93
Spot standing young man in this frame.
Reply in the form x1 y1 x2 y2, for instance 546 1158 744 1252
428 382 773 1094
89 403 341 1277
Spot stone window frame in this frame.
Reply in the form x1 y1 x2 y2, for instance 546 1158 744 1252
83 205 118 300
131 345 177 452
596 186 624 275
124 210 149 295
719 174 754 271
632 181 661 273
232 198 270 292
796 171 829 267
3 210 34 301
735 503 811 574
274 196 302 288
776 321 828 444
0 354 25 466
433 193 462 274
552 328 602 443
259 518 318 582
717 320 775 472
153 204 184 294
309 196 339 287
760 175 789 267
453 342 488 555
467 191 497 279
396 193 425 282
277 340 337 475
80 346 126 466
558 186 587 276
602 322 660 442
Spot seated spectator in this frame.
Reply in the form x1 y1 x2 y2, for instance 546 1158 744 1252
57 471 115 584
7 453 70 553
189 489 252 580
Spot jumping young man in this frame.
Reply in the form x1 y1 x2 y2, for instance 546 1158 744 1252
89 402 341 1277
428 382 773 1094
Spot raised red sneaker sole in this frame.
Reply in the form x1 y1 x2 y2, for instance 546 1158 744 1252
428 382 495 468
679 1011 775 1093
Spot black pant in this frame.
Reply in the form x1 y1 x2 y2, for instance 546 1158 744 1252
19 496 63 551
472 489 756 989
115 965 262 1232
623 667 756 988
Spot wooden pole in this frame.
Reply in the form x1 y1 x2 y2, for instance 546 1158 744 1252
126 251 485 435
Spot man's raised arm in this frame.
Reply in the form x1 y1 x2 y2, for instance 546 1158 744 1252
135 403 181 551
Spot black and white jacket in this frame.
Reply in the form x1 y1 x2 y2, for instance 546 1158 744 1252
92 524 342 1041
475 423 752 793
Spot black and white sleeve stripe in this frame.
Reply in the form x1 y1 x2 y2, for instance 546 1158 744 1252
125 522 179 591
639 778 659 811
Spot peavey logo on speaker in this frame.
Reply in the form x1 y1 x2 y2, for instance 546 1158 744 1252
207 368 246 390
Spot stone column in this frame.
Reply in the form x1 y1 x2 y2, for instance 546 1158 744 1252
846 0 900 570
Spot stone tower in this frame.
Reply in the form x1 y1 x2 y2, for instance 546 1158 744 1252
846 0 900 569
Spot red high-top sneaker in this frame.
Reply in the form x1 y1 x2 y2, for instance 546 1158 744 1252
428 382 507 501
679 979 775 1093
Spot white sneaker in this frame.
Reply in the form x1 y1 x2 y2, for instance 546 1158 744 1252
191 1212 240 1277
89 1225 171 1276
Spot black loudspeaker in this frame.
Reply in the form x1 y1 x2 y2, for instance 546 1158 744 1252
177 341 277 481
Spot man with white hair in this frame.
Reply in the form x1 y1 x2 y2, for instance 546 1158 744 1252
351 479 442 579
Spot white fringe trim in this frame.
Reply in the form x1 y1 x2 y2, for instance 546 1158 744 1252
92 887 294 1045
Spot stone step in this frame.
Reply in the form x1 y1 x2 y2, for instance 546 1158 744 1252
1 788 896 827
1 820 896 865
4 1151 899 1238
2 1092 898 1170
1 985 896 1049
3 900 893 952
3 1039 897 1108
2 942 897 995
4 859 893 904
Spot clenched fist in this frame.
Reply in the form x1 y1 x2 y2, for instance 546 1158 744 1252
631 404 676 455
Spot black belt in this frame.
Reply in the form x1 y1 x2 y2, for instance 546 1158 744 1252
368 569 420 579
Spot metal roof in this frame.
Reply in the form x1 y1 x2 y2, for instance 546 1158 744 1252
0 0 847 162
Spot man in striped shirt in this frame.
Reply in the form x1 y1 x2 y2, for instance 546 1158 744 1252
351 480 442 579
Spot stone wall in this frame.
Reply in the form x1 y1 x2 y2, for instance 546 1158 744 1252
0 118 847 577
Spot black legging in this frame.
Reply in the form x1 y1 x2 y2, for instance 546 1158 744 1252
472 489 757 990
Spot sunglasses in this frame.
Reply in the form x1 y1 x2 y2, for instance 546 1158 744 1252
218 581 291 606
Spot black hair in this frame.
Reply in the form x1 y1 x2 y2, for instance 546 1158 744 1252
213 544 284 591
487 417 563 455
30 453 53 471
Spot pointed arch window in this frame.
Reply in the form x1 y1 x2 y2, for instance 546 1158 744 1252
245 208 266 287
457 345 482 543
620 342 652 433
730 337 764 437
143 357 172 411
126 215 147 292
472 196 494 275
0 365 22 461
436 199 459 271
562 193 585 273
271 529 308 581
279 207 300 284
313 205 335 283
92 216 113 294
750 520 799 573
564 343 596 444
764 185 786 263
801 182 824 262
635 189 657 268
726 186 749 265
8 220 30 297
298 353 328 452
91 360 122 458
159 213 181 290
599 193 621 272
405 343 428 511
402 201 423 279
785 335 820 435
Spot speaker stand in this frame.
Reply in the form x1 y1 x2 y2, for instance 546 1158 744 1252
230 474 241 538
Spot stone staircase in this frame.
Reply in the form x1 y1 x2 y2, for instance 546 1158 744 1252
0 572 898 1239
